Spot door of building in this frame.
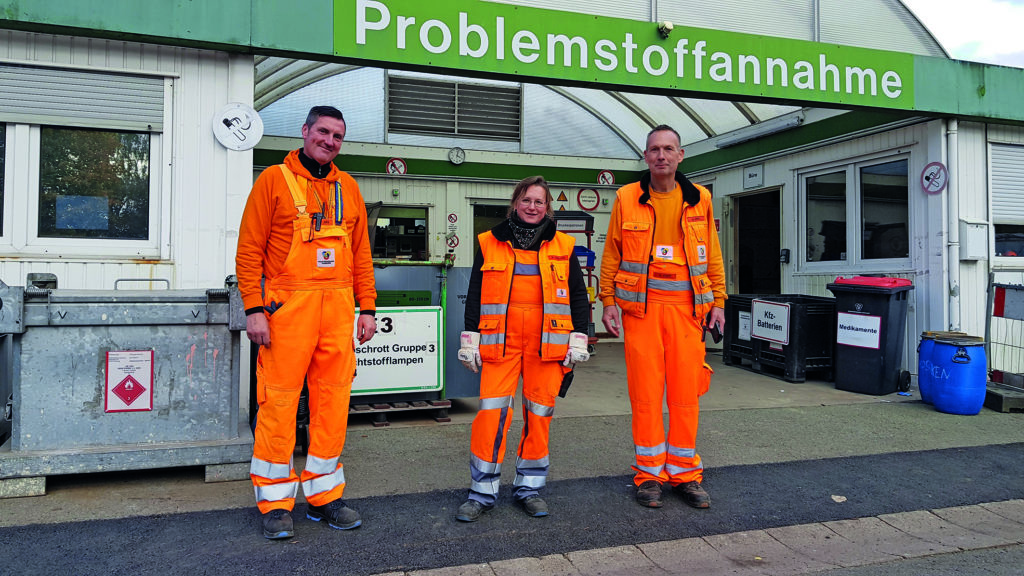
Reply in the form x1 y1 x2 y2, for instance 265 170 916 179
736 189 781 294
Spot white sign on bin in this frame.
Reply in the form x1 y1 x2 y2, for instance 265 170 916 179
751 299 791 345
737 310 752 341
836 312 882 349
353 306 443 395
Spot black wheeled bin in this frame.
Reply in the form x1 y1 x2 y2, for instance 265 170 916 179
827 276 914 395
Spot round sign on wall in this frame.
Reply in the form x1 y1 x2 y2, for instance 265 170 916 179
212 103 264 151
577 188 600 211
921 161 949 195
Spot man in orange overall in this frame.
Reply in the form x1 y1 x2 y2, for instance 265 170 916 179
236 106 377 539
600 125 726 509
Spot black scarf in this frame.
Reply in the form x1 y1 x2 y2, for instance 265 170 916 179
507 212 549 250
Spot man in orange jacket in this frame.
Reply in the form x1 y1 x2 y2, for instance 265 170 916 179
236 106 377 539
600 124 726 509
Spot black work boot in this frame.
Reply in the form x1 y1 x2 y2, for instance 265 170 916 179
674 480 711 509
306 499 362 530
455 499 493 522
517 495 549 518
261 509 295 540
635 480 663 508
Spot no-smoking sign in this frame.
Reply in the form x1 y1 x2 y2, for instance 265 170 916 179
921 162 948 195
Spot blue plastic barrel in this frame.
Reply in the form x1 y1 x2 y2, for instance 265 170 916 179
930 337 987 415
917 334 937 404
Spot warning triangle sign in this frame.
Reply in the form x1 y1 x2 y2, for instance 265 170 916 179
558 205 566 211
557 192 568 201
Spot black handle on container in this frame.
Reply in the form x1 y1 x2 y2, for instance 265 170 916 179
952 347 971 364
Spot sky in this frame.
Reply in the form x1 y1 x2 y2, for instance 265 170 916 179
900 0 1024 68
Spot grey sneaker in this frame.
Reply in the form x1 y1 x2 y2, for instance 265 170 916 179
518 495 549 518
673 480 711 509
261 509 294 540
636 480 663 508
306 499 362 530
455 499 492 522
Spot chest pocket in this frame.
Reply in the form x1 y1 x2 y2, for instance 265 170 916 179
480 260 509 301
622 221 651 258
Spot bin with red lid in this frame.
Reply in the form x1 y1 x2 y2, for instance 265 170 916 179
826 276 914 395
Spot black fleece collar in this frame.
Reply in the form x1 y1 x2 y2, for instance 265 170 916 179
491 217 557 244
638 171 701 207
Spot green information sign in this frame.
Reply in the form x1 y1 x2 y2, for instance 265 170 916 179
337 0 915 109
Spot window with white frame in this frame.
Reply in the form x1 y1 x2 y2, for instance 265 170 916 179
992 143 1024 258
0 64 165 258
803 157 909 267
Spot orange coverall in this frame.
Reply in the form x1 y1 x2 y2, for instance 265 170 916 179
236 150 376 514
600 174 725 488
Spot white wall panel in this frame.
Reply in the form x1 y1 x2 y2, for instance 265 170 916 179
658 0 814 42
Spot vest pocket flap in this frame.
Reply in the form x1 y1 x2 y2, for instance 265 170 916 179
623 222 651 232
480 261 507 272
478 318 500 331
614 274 640 287
547 318 573 331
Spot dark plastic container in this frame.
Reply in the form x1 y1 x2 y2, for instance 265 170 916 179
827 276 914 395
722 294 771 368
751 295 837 382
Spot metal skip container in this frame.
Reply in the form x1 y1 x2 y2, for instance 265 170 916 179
0 276 252 498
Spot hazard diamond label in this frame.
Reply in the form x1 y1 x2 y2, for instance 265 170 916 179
112 375 146 405
105 350 154 412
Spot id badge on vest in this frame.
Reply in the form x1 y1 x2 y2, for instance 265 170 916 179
317 248 336 268
655 245 674 260
697 244 707 263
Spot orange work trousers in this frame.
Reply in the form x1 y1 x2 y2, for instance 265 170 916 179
468 271 565 506
622 298 711 488
251 286 356 514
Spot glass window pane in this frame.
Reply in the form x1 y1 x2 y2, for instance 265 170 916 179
806 170 846 262
0 123 5 237
38 127 150 240
861 159 909 260
995 224 1024 257
372 206 429 260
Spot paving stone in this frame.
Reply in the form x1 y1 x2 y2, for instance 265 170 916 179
823 516 957 558
766 521 898 568
932 504 1024 543
491 554 580 576
981 499 1024 526
703 529 835 575
880 509 1013 551
566 545 664 576
408 564 494 576
640 537 764 575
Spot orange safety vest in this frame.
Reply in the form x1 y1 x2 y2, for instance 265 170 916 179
613 182 716 320
476 230 576 361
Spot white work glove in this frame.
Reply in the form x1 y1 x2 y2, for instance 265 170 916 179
457 331 482 373
563 332 590 367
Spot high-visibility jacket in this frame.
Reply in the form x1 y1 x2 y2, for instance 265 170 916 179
476 230 576 361
603 171 725 320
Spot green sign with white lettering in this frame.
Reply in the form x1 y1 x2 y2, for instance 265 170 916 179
337 0 914 109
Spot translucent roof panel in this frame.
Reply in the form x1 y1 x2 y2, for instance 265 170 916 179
523 85 638 159
261 67 385 142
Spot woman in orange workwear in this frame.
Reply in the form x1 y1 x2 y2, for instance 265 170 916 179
455 176 591 522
